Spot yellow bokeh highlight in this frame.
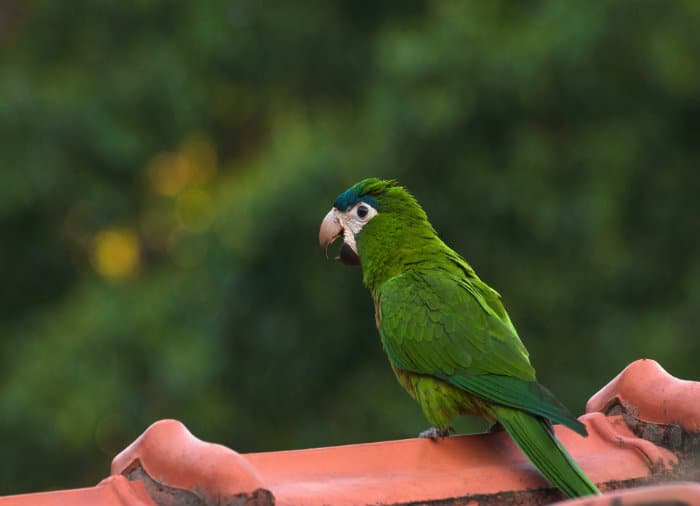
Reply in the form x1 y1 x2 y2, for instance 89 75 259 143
147 135 217 197
91 228 140 280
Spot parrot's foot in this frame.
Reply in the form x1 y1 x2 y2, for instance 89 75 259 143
418 427 451 440
488 421 505 433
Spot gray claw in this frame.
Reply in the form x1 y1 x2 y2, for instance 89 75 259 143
418 427 451 440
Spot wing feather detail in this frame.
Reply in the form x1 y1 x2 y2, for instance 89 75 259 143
377 270 585 434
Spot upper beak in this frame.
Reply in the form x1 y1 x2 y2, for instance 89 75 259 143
319 208 343 256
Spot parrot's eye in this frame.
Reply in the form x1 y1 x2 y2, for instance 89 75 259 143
357 205 369 219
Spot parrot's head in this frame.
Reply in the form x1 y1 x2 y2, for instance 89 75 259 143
319 178 435 279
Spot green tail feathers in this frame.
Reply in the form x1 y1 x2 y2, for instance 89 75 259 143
493 406 600 498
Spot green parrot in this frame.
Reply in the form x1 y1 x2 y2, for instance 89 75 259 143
318 178 600 498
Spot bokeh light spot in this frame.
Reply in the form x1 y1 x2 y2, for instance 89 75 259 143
147 153 194 196
91 228 141 279
147 135 218 197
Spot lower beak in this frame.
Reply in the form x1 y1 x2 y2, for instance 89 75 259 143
319 208 343 256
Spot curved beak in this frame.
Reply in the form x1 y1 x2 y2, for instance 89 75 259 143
319 208 343 257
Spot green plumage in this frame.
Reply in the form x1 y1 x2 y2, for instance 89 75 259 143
334 178 599 498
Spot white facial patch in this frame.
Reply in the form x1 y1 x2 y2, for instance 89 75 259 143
338 202 378 254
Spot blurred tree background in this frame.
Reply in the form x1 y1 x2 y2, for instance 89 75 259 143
1 0 699 494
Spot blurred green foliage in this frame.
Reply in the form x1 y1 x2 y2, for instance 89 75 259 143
1 0 699 495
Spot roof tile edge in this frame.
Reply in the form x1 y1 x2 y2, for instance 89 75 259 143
550 481 700 506
111 419 273 505
586 358 700 433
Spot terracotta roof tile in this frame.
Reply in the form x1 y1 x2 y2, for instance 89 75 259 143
0 358 698 506
551 482 700 506
0 475 156 506
587 358 700 432
112 418 271 505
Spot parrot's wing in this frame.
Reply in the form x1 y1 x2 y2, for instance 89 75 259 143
378 270 586 435
378 269 533 379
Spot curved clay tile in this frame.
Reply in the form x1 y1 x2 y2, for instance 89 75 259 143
1 360 699 506
111 419 273 505
551 482 700 506
0 476 155 506
242 413 677 505
587 359 700 432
